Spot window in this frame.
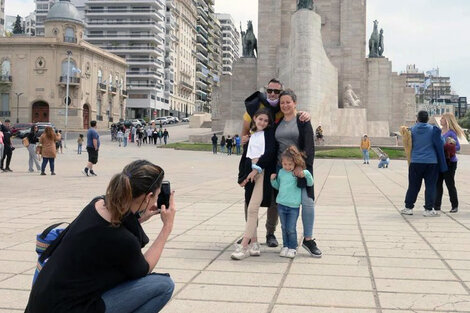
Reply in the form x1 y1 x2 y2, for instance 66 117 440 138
61 60 77 77
64 27 76 43
97 98 102 116
1 93 9 113
97 69 102 83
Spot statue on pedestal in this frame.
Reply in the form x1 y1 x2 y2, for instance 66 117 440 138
343 84 361 107
378 29 384 57
297 0 314 10
368 20 380 58
241 21 257 58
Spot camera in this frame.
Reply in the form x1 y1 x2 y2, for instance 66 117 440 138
157 181 171 209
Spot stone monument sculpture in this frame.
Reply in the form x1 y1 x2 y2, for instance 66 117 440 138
241 21 257 58
378 29 384 57
343 84 361 107
368 20 380 58
297 0 314 10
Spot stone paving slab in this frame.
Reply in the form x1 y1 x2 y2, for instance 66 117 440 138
0 128 469 312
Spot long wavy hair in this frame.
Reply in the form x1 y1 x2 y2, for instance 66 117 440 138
281 145 306 169
43 126 55 141
442 113 465 138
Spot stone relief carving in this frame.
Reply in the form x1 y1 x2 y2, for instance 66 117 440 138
343 84 361 107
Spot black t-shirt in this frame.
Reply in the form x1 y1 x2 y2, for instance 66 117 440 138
25 198 149 313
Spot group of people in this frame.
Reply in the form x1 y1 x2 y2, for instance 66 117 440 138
360 134 390 168
211 134 241 155
401 111 464 216
231 79 321 260
114 125 170 148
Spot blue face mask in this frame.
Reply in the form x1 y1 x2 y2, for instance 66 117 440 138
267 98 279 107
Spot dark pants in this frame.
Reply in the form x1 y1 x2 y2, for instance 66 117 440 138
1 145 12 170
244 191 278 235
405 163 439 210
143 136 147 144
212 144 217 154
435 161 458 209
41 157 55 173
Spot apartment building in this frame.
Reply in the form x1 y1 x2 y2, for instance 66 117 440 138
216 13 240 75
0 0 4 36
85 0 167 119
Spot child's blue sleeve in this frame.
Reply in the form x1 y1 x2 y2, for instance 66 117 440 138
270 176 279 190
303 170 314 187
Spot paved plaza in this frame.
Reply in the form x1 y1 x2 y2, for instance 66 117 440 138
0 126 469 312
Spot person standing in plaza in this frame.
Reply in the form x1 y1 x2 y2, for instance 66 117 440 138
27 125 41 172
83 120 100 177
0 126 4 165
360 134 371 164
117 129 124 147
39 126 60 175
226 135 233 155
146 127 153 145
211 133 218 154
124 127 129 147
0 119 13 172
25 160 176 313
401 111 447 217
434 113 465 213
220 135 226 154
235 134 241 155
77 134 84 154
163 129 169 145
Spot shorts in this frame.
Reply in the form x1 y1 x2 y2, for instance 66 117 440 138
87 147 99 164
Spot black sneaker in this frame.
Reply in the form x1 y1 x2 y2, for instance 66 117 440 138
434 207 441 211
266 234 278 247
302 239 322 258
450 207 458 213
82 168 89 176
89 170 97 176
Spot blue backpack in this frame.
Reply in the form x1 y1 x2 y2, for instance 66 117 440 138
33 222 69 285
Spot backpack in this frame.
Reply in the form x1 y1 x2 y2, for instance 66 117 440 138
33 222 69 285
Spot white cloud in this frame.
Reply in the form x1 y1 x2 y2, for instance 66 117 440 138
5 0 35 17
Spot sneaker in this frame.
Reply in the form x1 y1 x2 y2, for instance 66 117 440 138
51 172 56 176
28 169 34 173
89 170 97 176
400 208 413 215
363 161 366 164
367 161 369 164
434 207 441 211
286 249 297 259
266 234 278 247
82 168 89 176
249 242 261 256
40 172 46 176
450 207 458 213
5 168 12 172
423 209 440 217
302 239 322 258
231 245 250 260
279 247 288 257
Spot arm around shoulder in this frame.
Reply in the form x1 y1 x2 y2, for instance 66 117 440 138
303 170 314 187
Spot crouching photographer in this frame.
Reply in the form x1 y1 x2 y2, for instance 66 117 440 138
25 160 176 313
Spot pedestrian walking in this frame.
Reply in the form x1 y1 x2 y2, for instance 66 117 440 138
117 129 123 147
77 134 84 154
82 120 100 177
39 126 60 175
211 134 218 154
146 127 153 144
163 129 169 145
123 127 129 147
27 125 41 172
0 119 14 172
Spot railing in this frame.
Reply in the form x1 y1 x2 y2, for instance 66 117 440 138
0 75 12 82
87 21 159 25
59 76 80 84
86 9 159 13
126 71 160 76
109 86 117 93
103 46 160 51
97 83 107 91
87 34 157 38
97 115 103 121
0 111 10 117
64 36 77 43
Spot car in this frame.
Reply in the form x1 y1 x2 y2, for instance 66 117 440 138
181 117 190 122
165 116 176 124
154 117 168 125
173 117 180 123
130 119 142 127
137 119 147 126
18 122 57 138
11 123 34 137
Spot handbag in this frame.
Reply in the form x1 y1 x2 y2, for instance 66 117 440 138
22 137 30 147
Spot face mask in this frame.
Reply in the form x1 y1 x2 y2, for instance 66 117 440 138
267 98 279 107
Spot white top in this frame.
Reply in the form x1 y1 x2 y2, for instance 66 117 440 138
246 131 265 159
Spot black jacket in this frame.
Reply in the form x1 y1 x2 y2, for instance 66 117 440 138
245 91 281 123
0 124 12 146
28 130 40 145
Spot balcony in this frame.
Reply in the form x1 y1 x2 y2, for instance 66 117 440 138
179 81 193 91
0 111 10 117
97 83 107 92
109 86 117 95
0 75 12 84
120 90 128 98
64 36 77 43
59 76 81 86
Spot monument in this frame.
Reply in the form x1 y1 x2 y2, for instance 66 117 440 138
211 0 416 144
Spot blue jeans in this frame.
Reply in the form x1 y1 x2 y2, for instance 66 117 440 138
362 149 369 162
41 157 55 173
277 204 300 249
236 145 241 155
378 158 390 168
78 144 82 154
301 189 315 238
102 273 174 313
212 144 217 154
123 137 127 147
220 145 225 153
405 163 439 210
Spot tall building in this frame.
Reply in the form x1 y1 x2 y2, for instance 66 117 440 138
195 0 221 113
216 13 240 76
35 0 85 37
400 65 452 104
4 15 17 34
24 12 36 36
0 0 5 36
166 0 197 118
85 0 167 119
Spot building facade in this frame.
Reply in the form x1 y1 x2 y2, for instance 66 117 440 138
400 65 452 104
0 0 4 36
85 0 167 120
216 13 240 76
0 0 127 129
167 0 197 118
35 0 85 37
24 12 36 36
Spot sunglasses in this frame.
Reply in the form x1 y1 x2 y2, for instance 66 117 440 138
266 89 282 94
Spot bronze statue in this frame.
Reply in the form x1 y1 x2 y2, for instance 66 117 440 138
241 21 257 58
297 0 314 10
378 28 384 57
368 20 380 58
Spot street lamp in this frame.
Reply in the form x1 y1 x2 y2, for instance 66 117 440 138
15 92 23 123
64 50 72 148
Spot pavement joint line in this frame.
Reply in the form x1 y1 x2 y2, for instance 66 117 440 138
313 159 335 205
353 161 470 295
344 160 383 313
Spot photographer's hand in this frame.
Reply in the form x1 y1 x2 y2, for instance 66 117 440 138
160 191 176 230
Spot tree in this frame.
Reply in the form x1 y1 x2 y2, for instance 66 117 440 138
458 110 470 130
12 15 23 34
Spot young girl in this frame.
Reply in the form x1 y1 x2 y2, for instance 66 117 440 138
77 134 84 154
271 146 313 259
117 129 124 147
231 109 276 260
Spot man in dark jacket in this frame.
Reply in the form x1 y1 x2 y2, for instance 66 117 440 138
211 134 218 154
401 111 447 217
0 119 13 172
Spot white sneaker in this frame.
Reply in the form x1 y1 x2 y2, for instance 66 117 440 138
231 244 250 260
400 208 413 215
249 242 261 256
423 209 440 217
286 249 297 259
279 247 289 257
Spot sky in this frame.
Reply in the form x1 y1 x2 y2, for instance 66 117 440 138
6 0 470 99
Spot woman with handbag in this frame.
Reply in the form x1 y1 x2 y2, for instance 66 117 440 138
39 126 60 175
25 160 176 313
27 125 41 172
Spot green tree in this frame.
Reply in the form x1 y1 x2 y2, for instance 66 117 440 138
12 15 23 34
459 110 470 129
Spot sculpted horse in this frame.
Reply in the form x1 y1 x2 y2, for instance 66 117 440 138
368 20 379 58
242 21 257 58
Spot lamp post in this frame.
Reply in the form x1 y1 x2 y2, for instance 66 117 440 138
64 50 72 148
15 92 23 123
